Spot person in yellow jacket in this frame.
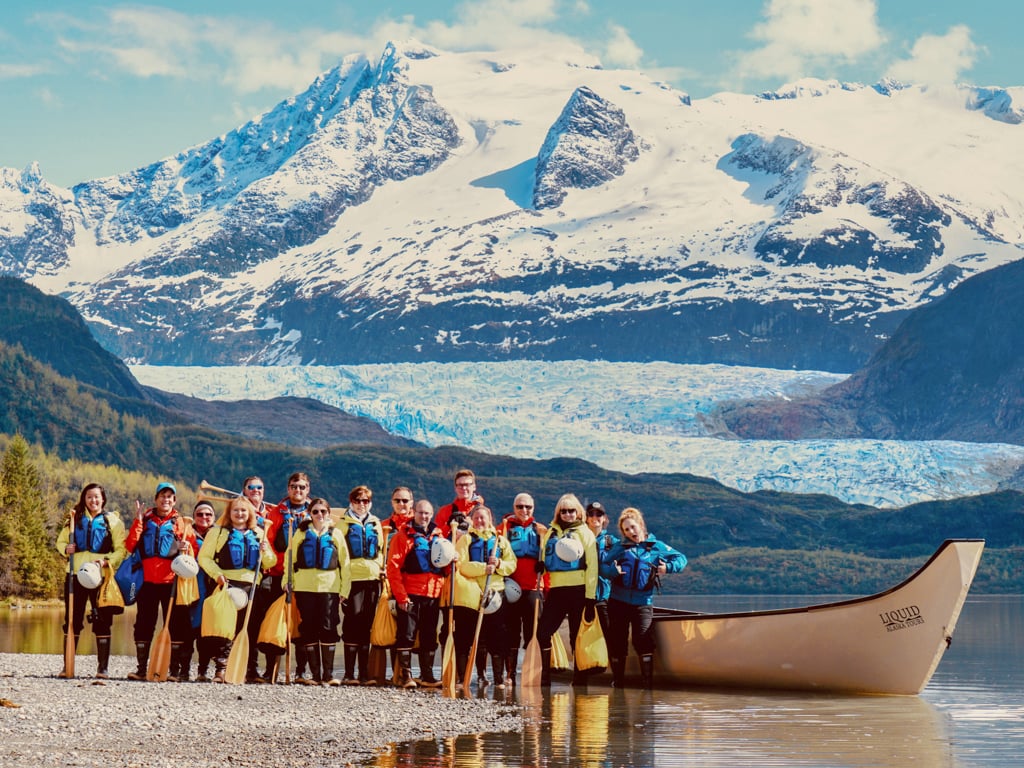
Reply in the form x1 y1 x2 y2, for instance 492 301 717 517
56 483 128 679
288 497 352 685
198 497 277 682
334 485 385 684
453 504 517 689
535 493 598 686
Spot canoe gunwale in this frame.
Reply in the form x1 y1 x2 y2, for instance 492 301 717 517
651 538 985 622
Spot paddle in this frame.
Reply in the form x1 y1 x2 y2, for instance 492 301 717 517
520 573 543 687
224 553 262 684
147 577 176 681
371 524 391 686
440 527 458 695
462 538 494 692
61 509 75 679
284 514 295 684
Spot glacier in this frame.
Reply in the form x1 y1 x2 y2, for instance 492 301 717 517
129 361 1024 509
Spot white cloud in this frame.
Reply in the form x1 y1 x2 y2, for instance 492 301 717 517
732 0 885 83
0 62 47 79
34 0 646 97
885 25 980 87
603 23 643 68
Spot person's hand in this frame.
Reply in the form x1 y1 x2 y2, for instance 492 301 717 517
658 563 668 576
65 544 76 555
485 562 496 575
135 500 145 521
534 560 545 574
399 600 411 612
583 598 597 622
217 575 227 587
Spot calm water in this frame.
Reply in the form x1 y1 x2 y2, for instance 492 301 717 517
4 595 1021 767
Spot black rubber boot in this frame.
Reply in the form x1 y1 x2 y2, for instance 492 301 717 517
174 643 192 682
128 641 150 681
398 649 417 689
299 644 320 685
475 646 488 687
320 644 339 686
505 650 518 688
357 644 372 685
294 643 309 683
491 654 506 688
610 656 626 688
540 647 551 687
456 653 469 690
342 644 359 684
95 637 111 679
640 654 654 689
167 642 183 681
417 650 440 687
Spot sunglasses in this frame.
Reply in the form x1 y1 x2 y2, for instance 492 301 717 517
289 484 308 490
246 484 264 491
515 504 533 510
352 498 371 504
586 511 605 517
392 498 413 504
310 508 330 516
195 512 214 518
559 508 578 514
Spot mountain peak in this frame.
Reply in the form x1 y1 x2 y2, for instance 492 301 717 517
533 85 640 209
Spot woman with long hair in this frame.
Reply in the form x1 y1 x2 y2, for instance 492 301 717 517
600 506 686 688
198 496 276 682
535 493 598 686
55 483 128 679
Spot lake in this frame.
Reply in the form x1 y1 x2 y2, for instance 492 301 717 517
3 595 1020 767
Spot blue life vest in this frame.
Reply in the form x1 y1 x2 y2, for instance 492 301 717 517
506 522 541 559
73 512 114 554
139 513 180 560
467 534 498 564
296 526 340 571
403 526 441 575
543 531 584 572
214 528 261 570
618 543 658 592
344 519 380 560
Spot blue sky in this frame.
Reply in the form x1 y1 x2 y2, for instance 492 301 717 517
1 0 1020 187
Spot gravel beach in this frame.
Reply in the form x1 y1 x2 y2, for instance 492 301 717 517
0 653 522 768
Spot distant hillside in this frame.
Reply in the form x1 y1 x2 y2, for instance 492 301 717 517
718 256 1024 445
0 277 419 449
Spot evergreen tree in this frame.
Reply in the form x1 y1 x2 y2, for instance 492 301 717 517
0 434 61 598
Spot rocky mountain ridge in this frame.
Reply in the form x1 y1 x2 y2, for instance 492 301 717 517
2 42 1022 369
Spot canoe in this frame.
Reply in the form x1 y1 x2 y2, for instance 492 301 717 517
649 538 984 694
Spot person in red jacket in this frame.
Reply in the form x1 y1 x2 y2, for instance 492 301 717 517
123 482 197 681
257 471 312 682
434 469 482 537
386 499 447 688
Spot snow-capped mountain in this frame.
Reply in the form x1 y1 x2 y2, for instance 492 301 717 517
6 42 1024 370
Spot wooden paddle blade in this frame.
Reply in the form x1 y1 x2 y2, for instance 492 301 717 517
520 638 542 687
147 627 171 681
441 633 455 695
368 646 387 684
147 595 175 681
224 631 248 685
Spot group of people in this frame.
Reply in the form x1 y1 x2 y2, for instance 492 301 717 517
57 468 686 689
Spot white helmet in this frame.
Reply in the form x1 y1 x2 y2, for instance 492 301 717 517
503 579 523 603
555 536 585 563
481 589 503 614
226 586 249 610
171 554 199 579
76 562 103 590
430 537 456 568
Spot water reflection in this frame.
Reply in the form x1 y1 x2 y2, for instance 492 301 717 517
374 687 952 768
0 605 138 656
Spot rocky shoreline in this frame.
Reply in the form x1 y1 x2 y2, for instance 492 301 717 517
0 653 522 768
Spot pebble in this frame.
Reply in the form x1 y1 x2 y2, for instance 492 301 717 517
0 653 522 768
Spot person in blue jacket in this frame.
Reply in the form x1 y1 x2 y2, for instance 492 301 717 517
600 506 686 688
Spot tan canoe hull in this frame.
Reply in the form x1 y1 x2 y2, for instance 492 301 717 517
650 539 984 694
